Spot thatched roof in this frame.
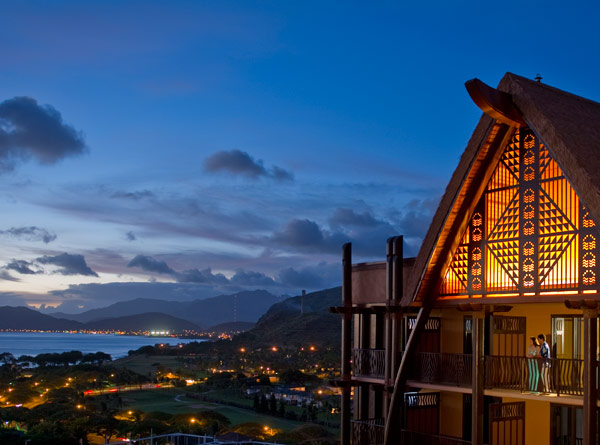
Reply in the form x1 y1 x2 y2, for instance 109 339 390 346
403 72 600 306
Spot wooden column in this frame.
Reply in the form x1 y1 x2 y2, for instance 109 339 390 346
385 237 403 415
391 236 403 377
385 238 394 390
471 311 485 445
341 243 352 445
583 307 598 445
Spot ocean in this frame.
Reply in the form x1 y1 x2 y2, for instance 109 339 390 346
0 332 203 359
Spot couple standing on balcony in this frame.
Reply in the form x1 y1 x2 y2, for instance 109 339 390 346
527 334 551 393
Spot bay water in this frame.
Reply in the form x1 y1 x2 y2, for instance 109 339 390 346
0 332 203 359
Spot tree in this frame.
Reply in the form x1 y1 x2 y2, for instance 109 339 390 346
89 413 124 444
259 394 268 413
269 393 277 414
278 400 286 417
0 352 16 365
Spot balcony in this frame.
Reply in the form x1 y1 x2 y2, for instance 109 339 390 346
352 348 386 380
410 352 472 387
407 353 587 397
351 418 384 445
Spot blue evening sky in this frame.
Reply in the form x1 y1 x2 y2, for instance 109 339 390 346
0 1 598 311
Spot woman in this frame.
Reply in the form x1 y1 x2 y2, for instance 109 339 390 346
526 336 540 392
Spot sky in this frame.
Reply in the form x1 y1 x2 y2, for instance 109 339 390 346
0 0 599 312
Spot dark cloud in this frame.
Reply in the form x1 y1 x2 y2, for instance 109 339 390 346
5 259 39 275
270 218 349 254
204 149 293 181
329 208 380 229
271 212 400 258
36 253 99 277
271 166 294 182
278 262 340 289
273 219 326 248
0 292 29 306
125 231 136 241
230 269 276 286
176 268 229 284
127 255 175 275
394 197 439 239
111 190 155 200
0 270 19 282
0 96 86 171
0 226 57 243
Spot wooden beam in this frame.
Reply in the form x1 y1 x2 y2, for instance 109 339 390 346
583 308 598 445
465 78 525 127
341 243 352 445
390 237 403 387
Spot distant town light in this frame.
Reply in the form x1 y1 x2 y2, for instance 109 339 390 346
271 347 277 352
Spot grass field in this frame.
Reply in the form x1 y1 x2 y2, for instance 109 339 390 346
113 355 187 377
120 388 320 431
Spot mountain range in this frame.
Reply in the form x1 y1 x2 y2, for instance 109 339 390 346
0 290 280 332
50 290 279 328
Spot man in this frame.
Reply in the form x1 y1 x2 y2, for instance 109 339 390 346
538 333 551 393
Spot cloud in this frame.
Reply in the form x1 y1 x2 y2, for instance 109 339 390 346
270 218 350 254
127 255 175 275
0 270 19 282
272 219 326 248
125 231 136 241
203 149 293 181
0 292 30 306
176 268 229 284
230 269 277 287
36 253 99 277
278 262 340 289
5 259 39 275
0 226 57 243
111 190 155 200
270 211 401 258
0 96 86 171
394 197 439 239
329 208 380 229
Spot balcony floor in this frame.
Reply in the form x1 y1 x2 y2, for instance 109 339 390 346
406 380 588 406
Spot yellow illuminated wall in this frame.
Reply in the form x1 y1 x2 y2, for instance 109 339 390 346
440 128 599 297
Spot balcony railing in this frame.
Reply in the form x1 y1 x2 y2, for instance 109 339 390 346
486 356 584 396
352 348 386 380
351 418 384 445
407 353 586 396
410 352 472 387
400 430 470 445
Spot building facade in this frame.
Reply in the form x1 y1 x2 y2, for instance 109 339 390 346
333 73 600 445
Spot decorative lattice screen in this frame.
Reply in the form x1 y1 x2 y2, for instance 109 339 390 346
441 128 600 297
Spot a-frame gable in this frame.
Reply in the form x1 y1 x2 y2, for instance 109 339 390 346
404 73 600 307
440 127 599 300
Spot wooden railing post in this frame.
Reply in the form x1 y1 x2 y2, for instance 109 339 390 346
583 307 598 445
472 311 485 445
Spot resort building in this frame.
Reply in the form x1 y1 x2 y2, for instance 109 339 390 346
332 73 600 445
